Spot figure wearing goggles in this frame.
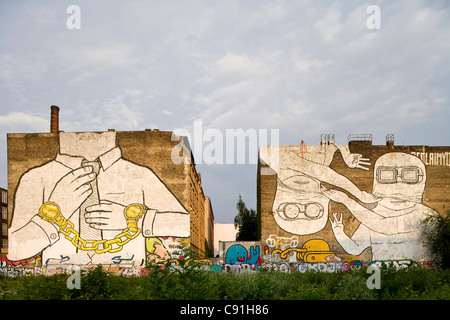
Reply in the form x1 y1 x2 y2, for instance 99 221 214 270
324 152 436 261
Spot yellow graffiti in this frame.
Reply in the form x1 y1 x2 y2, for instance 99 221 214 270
146 237 163 254
298 239 335 263
343 254 361 262
270 239 336 263
169 258 212 265
38 202 145 254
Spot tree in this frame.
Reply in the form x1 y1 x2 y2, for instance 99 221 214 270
234 195 257 241
421 211 450 269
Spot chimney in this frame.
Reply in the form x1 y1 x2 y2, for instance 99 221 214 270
386 134 394 149
50 105 59 133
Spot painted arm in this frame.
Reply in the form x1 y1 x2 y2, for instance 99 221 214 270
323 189 428 235
141 169 190 238
329 213 371 256
8 166 96 260
335 145 371 171
287 152 377 203
8 173 58 260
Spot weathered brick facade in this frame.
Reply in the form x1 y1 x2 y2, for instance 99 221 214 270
7 128 211 267
258 137 450 263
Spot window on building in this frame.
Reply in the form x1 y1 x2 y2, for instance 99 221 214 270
2 223 7 236
1 190 6 204
2 239 7 249
1 207 6 220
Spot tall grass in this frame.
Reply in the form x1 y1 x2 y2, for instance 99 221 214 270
0 265 449 300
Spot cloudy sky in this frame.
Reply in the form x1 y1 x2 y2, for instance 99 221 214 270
0 0 449 222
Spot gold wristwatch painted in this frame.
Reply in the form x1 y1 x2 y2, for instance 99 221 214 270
124 203 148 233
38 202 66 226
124 203 147 220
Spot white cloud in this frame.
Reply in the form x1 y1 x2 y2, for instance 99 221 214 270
67 72 94 85
294 58 333 73
59 42 141 72
313 3 343 44
0 112 48 132
0 0 449 220
0 54 47 107
61 89 149 132
253 2 285 19
215 53 269 77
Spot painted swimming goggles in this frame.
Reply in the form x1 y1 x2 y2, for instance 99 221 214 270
376 166 424 184
276 202 324 221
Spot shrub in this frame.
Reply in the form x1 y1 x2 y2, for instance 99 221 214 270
334 272 376 300
0 263 448 300
421 212 450 269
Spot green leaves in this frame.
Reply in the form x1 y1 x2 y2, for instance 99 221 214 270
1 265 449 300
234 195 257 241
421 212 450 269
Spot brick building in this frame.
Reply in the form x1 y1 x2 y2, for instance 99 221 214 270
0 187 7 256
204 196 214 256
258 134 450 264
6 106 213 266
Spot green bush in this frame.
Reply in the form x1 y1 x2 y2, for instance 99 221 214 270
422 212 450 269
0 265 448 300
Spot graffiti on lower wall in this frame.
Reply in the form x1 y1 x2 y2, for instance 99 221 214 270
0 256 439 278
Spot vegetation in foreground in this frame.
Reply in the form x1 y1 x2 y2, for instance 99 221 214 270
1 208 448 300
0 262 449 300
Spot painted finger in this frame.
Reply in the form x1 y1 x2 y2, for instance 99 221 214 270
85 204 111 213
69 166 93 180
76 184 92 198
86 216 109 225
88 223 107 230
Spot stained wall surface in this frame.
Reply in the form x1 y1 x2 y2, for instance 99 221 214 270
6 130 204 267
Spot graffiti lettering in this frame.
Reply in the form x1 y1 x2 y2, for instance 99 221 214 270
0 259 438 278
411 152 450 166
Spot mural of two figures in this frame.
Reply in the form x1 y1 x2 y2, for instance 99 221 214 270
262 143 437 262
8 132 190 266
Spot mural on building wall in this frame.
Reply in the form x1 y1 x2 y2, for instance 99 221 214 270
262 144 438 262
325 152 435 261
8 131 190 266
272 143 375 236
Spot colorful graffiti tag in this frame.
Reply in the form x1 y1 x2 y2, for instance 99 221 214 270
225 244 261 264
0 255 439 278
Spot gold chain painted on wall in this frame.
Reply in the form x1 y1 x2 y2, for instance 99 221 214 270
38 202 146 254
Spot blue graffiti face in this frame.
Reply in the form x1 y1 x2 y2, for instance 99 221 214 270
225 245 260 264
226 245 247 264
